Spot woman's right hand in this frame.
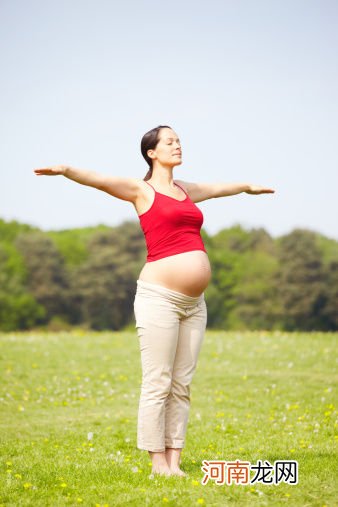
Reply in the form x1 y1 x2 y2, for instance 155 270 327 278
33 165 67 176
32 165 142 203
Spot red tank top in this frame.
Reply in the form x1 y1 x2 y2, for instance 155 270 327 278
138 181 207 262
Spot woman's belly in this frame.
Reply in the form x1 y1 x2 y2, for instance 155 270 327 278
138 250 212 297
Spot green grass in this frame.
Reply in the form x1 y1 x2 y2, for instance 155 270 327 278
0 330 337 506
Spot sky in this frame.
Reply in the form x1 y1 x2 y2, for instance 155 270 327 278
1 0 337 240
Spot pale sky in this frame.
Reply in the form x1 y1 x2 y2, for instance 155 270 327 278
1 0 337 239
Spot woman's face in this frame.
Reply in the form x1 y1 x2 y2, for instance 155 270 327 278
148 128 182 168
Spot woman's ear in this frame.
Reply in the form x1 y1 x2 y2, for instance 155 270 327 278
147 149 156 160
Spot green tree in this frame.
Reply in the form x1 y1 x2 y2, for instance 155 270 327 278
14 232 70 324
1 217 337 332
0 242 45 331
205 225 280 330
230 251 281 330
70 221 145 330
0 218 38 242
276 229 328 331
320 261 338 330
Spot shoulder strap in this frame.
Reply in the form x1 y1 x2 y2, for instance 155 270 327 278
145 181 156 191
174 182 188 196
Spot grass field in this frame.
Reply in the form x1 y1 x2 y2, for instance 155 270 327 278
0 329 337 506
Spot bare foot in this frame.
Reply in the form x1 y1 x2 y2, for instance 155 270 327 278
169 467 187 477
151 465 172 476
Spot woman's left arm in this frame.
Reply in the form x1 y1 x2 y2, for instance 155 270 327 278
175 180 275 203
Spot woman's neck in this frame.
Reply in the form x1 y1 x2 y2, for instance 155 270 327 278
150 165 175 188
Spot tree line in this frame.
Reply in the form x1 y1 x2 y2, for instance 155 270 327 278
0 218 337 332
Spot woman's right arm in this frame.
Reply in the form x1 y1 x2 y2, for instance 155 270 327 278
33 165 142 202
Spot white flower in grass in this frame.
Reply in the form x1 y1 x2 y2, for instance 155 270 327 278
132 466 138 473
87 432 94 440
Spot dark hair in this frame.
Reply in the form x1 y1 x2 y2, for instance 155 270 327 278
141 125 172 181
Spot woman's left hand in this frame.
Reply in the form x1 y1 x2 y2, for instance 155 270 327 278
245 185 275 194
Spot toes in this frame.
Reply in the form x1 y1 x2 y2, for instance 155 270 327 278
170 468 187 477
152 468 172 476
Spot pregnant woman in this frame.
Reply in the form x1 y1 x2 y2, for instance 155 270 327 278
34 125 274 477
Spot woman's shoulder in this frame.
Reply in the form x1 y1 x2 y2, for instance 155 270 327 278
174 179 194 194
174 179 213 203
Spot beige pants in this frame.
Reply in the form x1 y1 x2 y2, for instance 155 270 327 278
133 279 207 452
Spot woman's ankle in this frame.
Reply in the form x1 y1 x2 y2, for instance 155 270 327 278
165 447 182 468
149 450 169 468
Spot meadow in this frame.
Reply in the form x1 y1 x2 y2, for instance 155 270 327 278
0 329 336 506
